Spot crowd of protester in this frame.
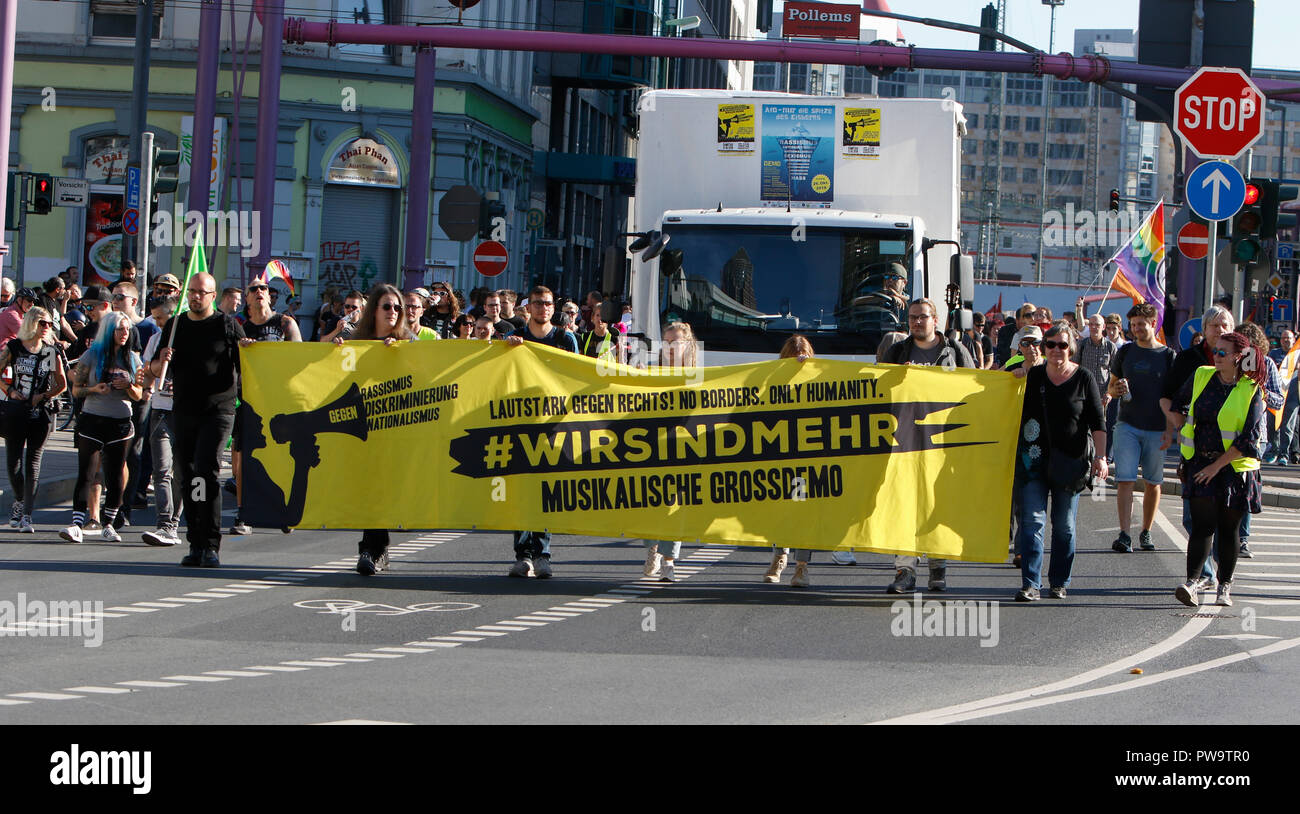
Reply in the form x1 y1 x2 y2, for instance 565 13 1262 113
2 267 1297 609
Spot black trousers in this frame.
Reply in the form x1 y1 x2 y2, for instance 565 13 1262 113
1187 496 1243 584
5 410 55 510
360 529 390 556
171 408 234 551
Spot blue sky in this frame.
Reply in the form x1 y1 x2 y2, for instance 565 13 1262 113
848 0 1297 72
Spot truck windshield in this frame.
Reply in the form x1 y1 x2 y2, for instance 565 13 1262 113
658 223 913 355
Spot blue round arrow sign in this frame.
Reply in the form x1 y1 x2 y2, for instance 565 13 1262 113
1185 161 1246 222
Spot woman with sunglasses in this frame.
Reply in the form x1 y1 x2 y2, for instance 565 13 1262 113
60 312 144 543
451 313 474 339
1010 323 1107 600
1164 332 1267 608
1 308 67 531
346 284 416 575
1003 324 1043 567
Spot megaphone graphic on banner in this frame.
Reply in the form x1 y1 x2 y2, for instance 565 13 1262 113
269 382 369 446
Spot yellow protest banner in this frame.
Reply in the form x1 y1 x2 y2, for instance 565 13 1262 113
239 342 1024 562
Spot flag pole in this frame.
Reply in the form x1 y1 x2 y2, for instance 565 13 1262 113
157 235 206 384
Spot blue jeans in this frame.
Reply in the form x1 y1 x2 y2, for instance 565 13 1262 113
513 530 551 560
1276 375 1300 460
1016 475 1080 590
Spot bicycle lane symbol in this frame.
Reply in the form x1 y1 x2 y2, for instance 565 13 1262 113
295 599 480 616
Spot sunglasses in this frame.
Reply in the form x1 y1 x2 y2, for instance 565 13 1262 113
112 293 128 301
404 303 422 310
38 320 53 329
343 304 360 312
247 285 268 293
1020 339 1040 347
1043 340 1070 350
379 302 401 312
533 300 555 307
1212 349 1234 358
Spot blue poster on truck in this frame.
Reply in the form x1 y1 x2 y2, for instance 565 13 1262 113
761 103 835 204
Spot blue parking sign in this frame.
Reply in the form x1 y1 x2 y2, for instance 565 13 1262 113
126 166 140 209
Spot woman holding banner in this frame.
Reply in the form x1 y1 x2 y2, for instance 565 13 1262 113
644 321 699 583
1164 332 1267 609
349 284 416 576
1011 323 1107 601
762 334 821 586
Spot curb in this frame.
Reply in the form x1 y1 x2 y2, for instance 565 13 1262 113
0 474 78 515
1144 476 1300 510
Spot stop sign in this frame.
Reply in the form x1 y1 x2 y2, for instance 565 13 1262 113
1173 67 1264 161
1177 222 1210 260
473 240 509 277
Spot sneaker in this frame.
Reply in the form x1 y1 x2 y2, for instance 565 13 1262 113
887 568 916 594
643 546 661 577
1216 582 1233 607
200 548 220 568
928 567 948 592
1048 586 1067 599
231 519 252 536
1239 542 1254 559
659 560 676 583
1175 581 1200 608
180 548 203 567
1264 453 1281 465
790 562 810 588
58 525 83 544
101 524 122 543
17 517 33 533
764 551 788 583
533 555 553 579
374 550 390 573
1015 587 1041 602
1138 530 1155 551
356 552 377 576
142 528 180 547
1193 573 1217 592
829 550 857 566
9 500 24 528
112 513 129 530
509 558 534 578
83 520 102 532
1112 531 1133 553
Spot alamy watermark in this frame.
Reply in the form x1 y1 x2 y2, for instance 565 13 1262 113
890 593 1000 648
0 593 104 647
148 205 261 257
1042 204 1142 249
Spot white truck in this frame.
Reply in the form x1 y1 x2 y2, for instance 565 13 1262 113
629 89 974 362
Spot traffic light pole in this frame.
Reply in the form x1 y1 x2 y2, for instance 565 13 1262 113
14 171 26 282
1232 149 1255 323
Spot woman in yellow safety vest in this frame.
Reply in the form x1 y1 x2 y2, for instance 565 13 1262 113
1162 331 1267 609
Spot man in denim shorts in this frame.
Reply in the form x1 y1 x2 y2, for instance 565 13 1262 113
1107 303 1176 552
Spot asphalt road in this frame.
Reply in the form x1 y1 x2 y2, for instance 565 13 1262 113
1 491 1297 725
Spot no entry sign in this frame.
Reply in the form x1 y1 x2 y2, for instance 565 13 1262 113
473 240 509 277
1173 67 1265 161
1177 221 1210 260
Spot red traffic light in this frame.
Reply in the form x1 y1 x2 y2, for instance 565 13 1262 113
1244 183 1260 206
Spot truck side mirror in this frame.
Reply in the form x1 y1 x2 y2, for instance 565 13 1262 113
642 231 670 262
950 253 974 307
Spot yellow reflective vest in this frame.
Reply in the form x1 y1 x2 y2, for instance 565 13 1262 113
1180 366 1260 472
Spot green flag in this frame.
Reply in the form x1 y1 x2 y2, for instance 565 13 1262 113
176 233 208 315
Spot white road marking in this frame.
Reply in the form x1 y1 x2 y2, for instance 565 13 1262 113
8 691 84 701
163 674 231 682
63 686 132 694
117 680 186 688
1204 634 1280 640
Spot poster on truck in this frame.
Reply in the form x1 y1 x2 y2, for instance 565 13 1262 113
842 107 882 159
717 103 755 154
760 104 835 203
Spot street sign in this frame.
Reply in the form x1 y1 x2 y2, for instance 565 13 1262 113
1269 272 1286 290
1280 243 1296 260
437 185 482 242
53 177 88 207
1173 67 1265 161
126 165 141 209
1177 221 1210 260
1274 298 1294 322
1185 161 1246 222
1179 318 1202 351
122 208 139 236
526 208 545 231
782 2 860 39
472 240 509 277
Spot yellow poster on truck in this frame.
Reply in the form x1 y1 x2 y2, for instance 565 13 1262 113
717 103 755 153
239 342 1023 562
842 107 882 159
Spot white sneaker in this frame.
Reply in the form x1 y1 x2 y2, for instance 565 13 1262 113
17 517 34 533
509 558 533 578
142 527 180 547
533 556 553 579
764 551 788 583
59 525 83 544
643 546 662 577
830 550 857 566
101 525 122 543
660 560 676 582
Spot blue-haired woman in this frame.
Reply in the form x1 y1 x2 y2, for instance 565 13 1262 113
60 312 144 544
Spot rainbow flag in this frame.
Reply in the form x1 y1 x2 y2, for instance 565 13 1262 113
1103 200 1167 341
261 258 296 296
